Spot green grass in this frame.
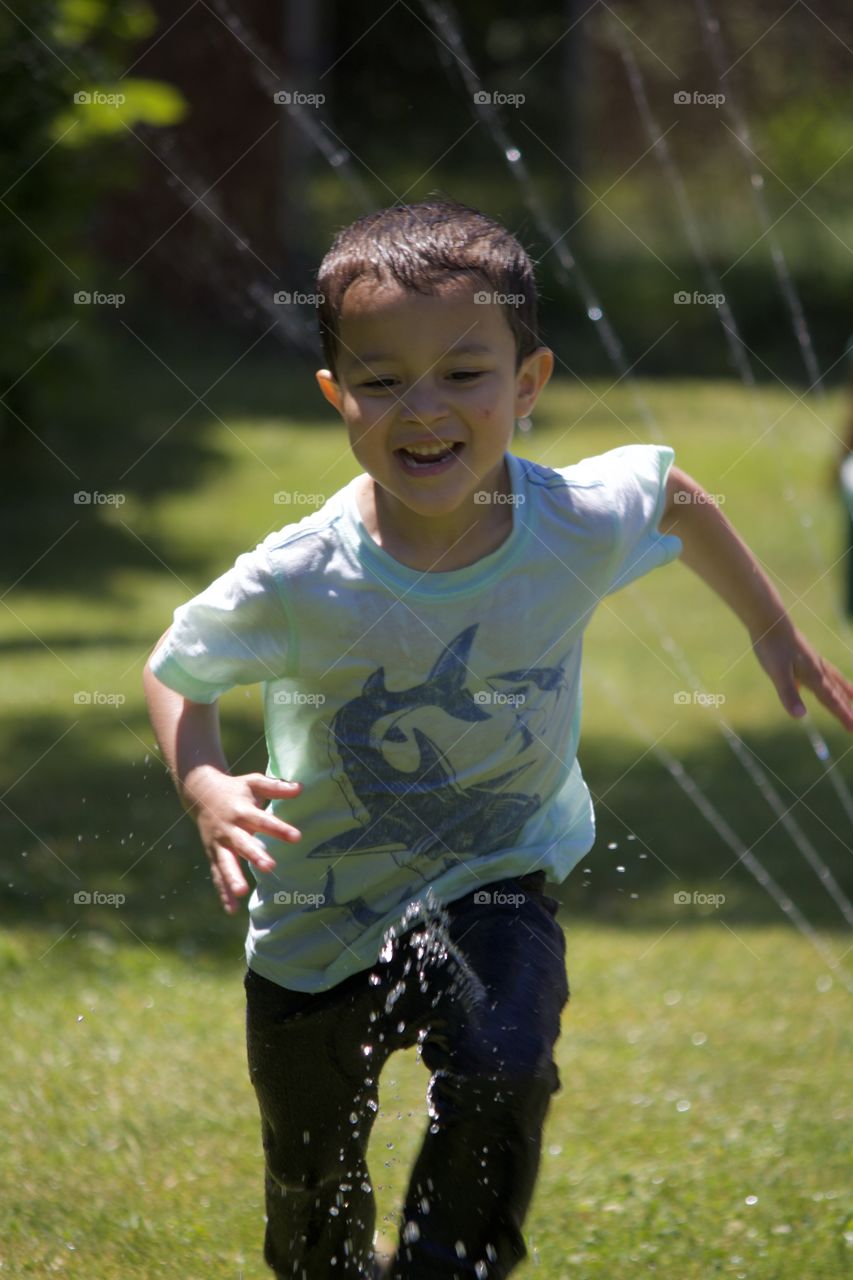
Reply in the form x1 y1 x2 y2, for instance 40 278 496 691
1 332 852 1276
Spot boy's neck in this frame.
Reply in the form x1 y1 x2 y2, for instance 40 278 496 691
356 456 515 572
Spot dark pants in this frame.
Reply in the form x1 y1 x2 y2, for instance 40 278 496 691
244 871 570 1279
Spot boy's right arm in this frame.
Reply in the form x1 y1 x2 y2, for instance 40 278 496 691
143 629 302 914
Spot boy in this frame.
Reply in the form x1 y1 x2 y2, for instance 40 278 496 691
143 199 853 1280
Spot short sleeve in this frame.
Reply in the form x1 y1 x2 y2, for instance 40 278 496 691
601 444 682 596
148 543 293 702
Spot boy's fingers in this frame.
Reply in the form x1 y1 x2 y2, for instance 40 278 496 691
231 828 276 872
250 774 302 796
209 855 240 914
252 811 302 843
216 844 251 897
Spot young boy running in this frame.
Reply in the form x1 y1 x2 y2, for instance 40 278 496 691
143 199 853 1280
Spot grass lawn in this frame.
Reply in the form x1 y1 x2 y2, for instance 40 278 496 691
1 330 851 1276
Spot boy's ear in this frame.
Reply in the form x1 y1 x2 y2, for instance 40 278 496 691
515 346 554 418
316 369 344 415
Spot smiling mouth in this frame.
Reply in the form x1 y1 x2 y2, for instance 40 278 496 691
395 441 465 472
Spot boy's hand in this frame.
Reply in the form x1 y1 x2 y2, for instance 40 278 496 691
751 618 853 731
182 766 303 914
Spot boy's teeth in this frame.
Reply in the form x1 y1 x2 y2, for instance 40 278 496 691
402 443 454 458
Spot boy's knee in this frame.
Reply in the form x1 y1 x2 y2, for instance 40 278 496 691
428 1053 561 1123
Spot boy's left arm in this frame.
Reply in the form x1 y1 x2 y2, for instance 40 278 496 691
659 467 853 731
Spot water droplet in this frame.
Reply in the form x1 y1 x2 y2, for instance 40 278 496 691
676 1099 690 1112
588 306 603 322
616 865 625 873
475 1262 488 1278
664 990 681 1006
403 1221 420 1244
76 1014 84 1023
455 1240 467 1258
505 147 521 163
816 975 832 992
745 1195 758 1205
607 841 618 850
692 1031 707 1046
751 173 764 189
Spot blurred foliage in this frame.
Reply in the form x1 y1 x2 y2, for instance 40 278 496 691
0 0 185 454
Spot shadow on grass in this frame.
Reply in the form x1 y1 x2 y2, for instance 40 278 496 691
0 304 336 597
1 703 851 967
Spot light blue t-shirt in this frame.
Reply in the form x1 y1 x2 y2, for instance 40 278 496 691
149 444 682 991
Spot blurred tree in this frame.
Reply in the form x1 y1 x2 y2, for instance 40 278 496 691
0 0 185 460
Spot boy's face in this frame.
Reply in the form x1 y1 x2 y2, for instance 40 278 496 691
316 276 553 525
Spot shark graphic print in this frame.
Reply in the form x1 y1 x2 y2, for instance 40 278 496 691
297 625 569 929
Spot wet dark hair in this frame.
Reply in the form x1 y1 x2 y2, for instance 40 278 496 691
316 198 542 378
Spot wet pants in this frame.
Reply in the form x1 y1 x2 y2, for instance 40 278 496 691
244 871 570 1279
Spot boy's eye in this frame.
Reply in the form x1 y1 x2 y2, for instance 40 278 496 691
357 369 485 390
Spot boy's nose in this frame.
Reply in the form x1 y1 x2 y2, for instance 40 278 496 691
399 391 449 424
